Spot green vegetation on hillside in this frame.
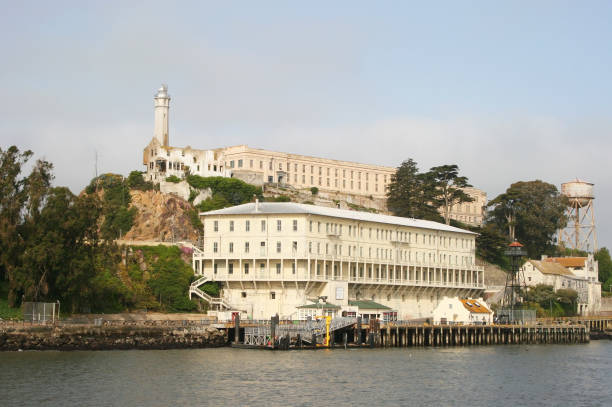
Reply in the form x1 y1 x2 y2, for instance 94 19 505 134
165 175 181 183
0 146 202 315
187 175 262 212
522 284 578 317
86 173 137 240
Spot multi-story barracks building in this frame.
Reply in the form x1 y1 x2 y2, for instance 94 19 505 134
191 201 484 321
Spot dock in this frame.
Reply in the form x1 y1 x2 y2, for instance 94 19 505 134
219 315 612 350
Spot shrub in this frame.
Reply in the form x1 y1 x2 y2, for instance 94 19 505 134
165 175 181 183
267 195 291 202
187 175 262 205
310 187 319 195
127 170 154 191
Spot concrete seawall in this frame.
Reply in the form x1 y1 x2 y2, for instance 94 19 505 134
0 323 227 351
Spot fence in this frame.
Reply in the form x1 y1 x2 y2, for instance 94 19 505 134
496 309 536 325
22 302 59 323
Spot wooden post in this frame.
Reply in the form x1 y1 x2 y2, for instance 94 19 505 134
234 313 240 344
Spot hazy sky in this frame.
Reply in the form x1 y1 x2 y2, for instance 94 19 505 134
1 1 611 249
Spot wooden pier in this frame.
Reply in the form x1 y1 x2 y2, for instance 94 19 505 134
221 315 606 350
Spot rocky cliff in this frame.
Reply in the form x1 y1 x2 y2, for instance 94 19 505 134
123 190 199 242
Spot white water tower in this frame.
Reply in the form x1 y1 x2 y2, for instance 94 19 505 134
559 179 597 252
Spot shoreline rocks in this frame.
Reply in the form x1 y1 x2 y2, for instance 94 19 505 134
0 324 227 351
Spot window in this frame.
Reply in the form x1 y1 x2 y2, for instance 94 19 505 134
309 221 313 232
269 161 273 170
238 159 243 168
214 263 218 274
230 160 235 168
276 241 281 253
293 220 298 231
214 221 218 232
270 292 276 300
229 242 234 253
245 220 250 232
277 220 282 231
250 159 253 168
213 242 218 253
292 241 297 252
245 242 250 253
260 263 265 273
309 241 312 253
261 220 266 231
229 220 234 232
260 241 266 255
336 287 344 300
317 222 321 233
292 262 296 274
229 263 234 274
276 263 281 274
244 263 249 274
241 291 246 298
260 161 263 169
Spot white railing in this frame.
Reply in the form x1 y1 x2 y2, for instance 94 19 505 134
189 276 234 310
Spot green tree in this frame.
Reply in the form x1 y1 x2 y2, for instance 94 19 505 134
487 180 567 258
471 224 511 270
595 247 612 291
427 164 474 225
0 146 54 306
387 159 441 221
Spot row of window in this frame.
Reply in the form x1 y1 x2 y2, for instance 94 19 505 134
211 240 473 266
307 220 474 249
211 261 477 283
213 241 298 254
228 158 389 183
214 261 296 275
214 219 298 233
213 218 474 250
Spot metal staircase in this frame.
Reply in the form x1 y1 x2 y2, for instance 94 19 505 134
188 275 233 310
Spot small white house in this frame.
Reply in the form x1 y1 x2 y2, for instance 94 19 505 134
433 297 493 325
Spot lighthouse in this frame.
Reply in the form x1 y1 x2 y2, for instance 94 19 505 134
153 84 170 147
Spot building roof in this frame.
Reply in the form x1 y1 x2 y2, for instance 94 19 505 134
527 260 575 277
202 202 475 235
543 257 586 268
296 302 341 310
348 300 392 310
459 299 491 314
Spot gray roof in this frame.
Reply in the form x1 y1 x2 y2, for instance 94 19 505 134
202 202 475 235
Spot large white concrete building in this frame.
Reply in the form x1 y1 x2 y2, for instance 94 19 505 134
521 255 601 315
191 202 484 320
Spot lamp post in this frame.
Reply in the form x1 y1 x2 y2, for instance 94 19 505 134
503 241 527 323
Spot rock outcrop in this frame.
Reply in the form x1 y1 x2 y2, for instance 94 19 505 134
123 190 199 242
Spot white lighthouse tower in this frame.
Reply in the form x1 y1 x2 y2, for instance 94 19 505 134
153 84 170 147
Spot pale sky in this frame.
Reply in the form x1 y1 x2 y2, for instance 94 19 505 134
1 1 611 249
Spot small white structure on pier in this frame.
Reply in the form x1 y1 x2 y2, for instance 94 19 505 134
433 297 492 325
